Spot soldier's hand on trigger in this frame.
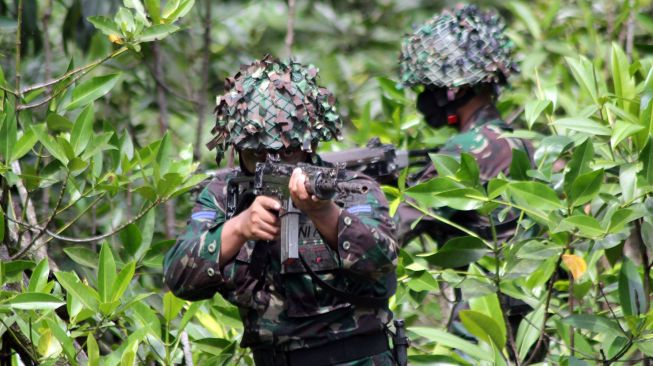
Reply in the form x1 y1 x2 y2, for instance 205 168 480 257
238 196 281 241
289 168 332 214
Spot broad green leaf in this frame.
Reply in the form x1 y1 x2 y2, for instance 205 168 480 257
424 236 488 268
611 120 644 149
65 73 121 111
120 223 143 260
641 221 653 252
0 111 17 162
565 56 599 104
405 177 463 207
516 305 545 361
31 124 69 164
469 293 506 339
608 208 643 233
144 0 161 23
0 210 4 242
63 246 98 268
162 0 194 23
88 16 121 37
46 113 73 131
138 24 179 42
620 163 638 203
487 178 508 198
430 153 459 177
406 271 439 292
457 153 480 186
564 139 593 193
611 42 636 112
524 99 550 129
115 7 136 34
4 260 36 277
508 181 564 211
13 129 38 160
553 117 611 136
507 2 541 39
560 215 604 238
460 310 506 349
70 105 94 156
562 314 623 334
98 243 116 303
27 259 50 292
55 271 99 311
510 149 530 180
640 137 653 186
124 0 148 23
568 169 604 207
619 258 646 316
163 291 185 322
46 318 77 366
154 132 172 179
4 293 64 310
408 327 493 362
87 334 100 366
636 68 653 149
111 261 136 302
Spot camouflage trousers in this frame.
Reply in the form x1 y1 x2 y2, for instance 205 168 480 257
336 350 396 366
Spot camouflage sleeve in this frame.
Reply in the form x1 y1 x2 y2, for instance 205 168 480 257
336 175 398 281
163 180 232 301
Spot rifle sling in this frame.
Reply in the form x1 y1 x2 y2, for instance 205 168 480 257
298 253 389 308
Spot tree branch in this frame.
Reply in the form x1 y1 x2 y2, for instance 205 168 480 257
284 0 297 58
194 0 212 161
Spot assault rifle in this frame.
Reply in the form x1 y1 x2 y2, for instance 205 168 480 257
225 159 369 266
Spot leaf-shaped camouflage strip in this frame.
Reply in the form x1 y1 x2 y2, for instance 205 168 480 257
207 55 343 162
398 4 518 88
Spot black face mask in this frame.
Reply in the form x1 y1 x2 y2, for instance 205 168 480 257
416 88 476 128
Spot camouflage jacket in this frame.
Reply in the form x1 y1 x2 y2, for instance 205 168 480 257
163 163 398 353
396 104 532 245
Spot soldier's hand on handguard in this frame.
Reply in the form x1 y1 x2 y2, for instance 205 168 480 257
289 168 332 214
237 196 281 241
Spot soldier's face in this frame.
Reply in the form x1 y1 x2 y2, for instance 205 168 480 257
239 148 308 173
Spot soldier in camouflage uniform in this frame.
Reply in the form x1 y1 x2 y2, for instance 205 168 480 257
164 56 398 366
396 4 531 245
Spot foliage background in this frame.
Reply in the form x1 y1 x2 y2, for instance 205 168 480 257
1 0 653 365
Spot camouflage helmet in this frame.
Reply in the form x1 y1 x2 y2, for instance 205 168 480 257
399 4 518 89
207 55 343 162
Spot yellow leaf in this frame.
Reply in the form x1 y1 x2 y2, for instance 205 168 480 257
562 254 587 280
108 34 123 44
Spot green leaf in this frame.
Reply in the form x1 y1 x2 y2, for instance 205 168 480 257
516 305 545 361
559 215 604 238
0 111 17 162
620 163 638 204
510 149 530 180
70 105 94 156
565 56 599 104
553 117 611 135
611 120 643 149
608 208 643 233
3 293 64 310
111 261 135 302
13 129 38 160
619 258 646 316
640 137 653 186
611 42 635 112
564 139 594 193
46 113 73 132
87 334 100 366
424 236 488 268
636 68 653 149
46 318 77 366
568 169 604 207
524 99 550 128
162 0 194 23
154 132 172 179
469 293 506 339
405 177 462 208
507 2 541 39
31 124 69 164
98 243 116 303
460 310 506 349
641 221 653 252
65 73 121 111
562 314 623 334
508 181 564 211
54 271 99 311
63 246 98 268
457 153 480 186
87 16 121 37
430 153 459 177
408 327 493 362
120 223 143 260
138 24 179 42
406 271 439 292
163 291 185 322
144 0 161 23
27 259 50 293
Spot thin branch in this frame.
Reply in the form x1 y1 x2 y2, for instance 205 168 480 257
625 0 635 61
181 331 194 366
15 0 23 91
17 47 128 110
284 0 297 58
194 0 212 161
42 0 53 96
